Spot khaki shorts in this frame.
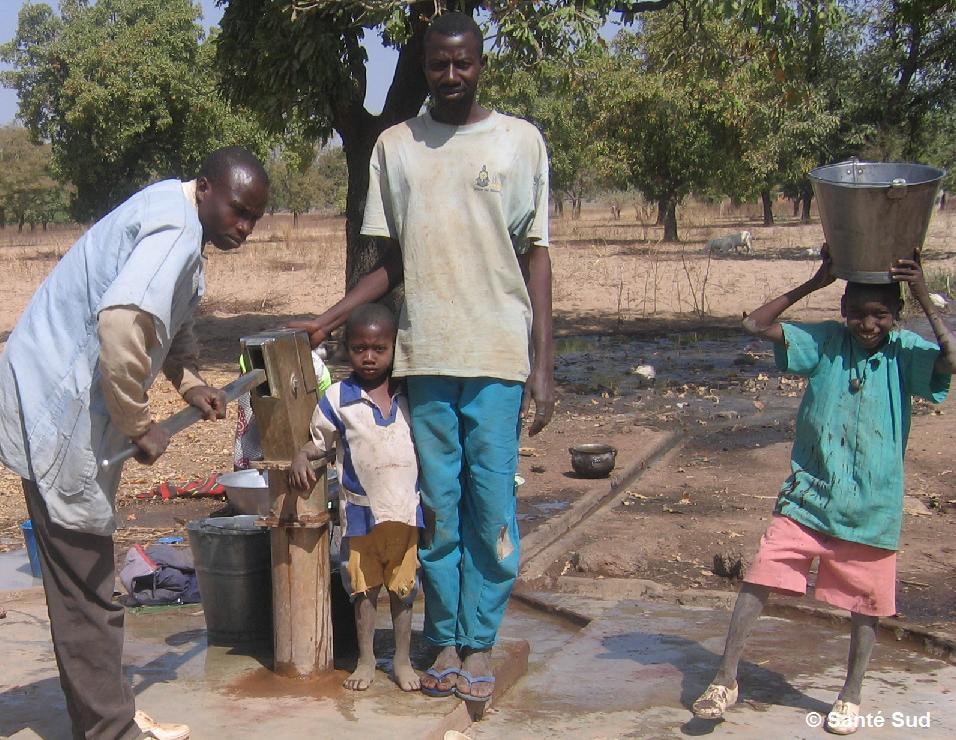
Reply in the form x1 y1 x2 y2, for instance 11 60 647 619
342 521 419 601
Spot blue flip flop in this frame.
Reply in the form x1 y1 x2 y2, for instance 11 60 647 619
453 669 496 703
420 666 459 697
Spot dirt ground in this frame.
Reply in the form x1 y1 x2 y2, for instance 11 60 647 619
1 201 954 630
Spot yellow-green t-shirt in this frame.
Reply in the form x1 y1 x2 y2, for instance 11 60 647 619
361 110 549 382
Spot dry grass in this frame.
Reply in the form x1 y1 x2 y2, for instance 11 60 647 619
201 214 347 320
4 203 956 340
550 201 956 324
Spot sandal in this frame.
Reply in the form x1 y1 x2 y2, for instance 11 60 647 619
453 669 496 704
692 681 738 719
825 699 860 735
420 666 459 698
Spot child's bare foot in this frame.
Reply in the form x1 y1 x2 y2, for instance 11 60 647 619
343 661 376 691
420 645 460 696
393 658 420 691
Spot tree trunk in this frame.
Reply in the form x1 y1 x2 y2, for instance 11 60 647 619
553 198 564 218
571 197 581 220
656 200 666 226
340 117 387 291
760 188 774 226
792 197 800 218
292 211 299 229
662 197 678 242
335 21 428 293
800 182 813 224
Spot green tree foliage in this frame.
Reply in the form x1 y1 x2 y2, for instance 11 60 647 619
0 125 71 231
589 31 735 241
767 1 882 221
312 146 349 215
214 0 826 285
758 1 956 222
267 145 348 223
923 107 956 191
482 50 610 219
1 0 271 221
854 0 956 161
691 5 840 225
582 3 848 238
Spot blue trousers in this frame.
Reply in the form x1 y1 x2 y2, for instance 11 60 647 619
406 376 523 649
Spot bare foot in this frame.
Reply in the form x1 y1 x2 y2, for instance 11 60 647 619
393 658 420 691
420 645 460 695
343 662 375 691
457 649 494 701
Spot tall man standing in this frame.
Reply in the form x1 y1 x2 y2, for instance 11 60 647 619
289 12 554 703
0 147 269 739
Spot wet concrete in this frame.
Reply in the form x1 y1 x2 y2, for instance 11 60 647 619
3 581 954 738
0 548 40 591
0 589 539 739
473 593 956 739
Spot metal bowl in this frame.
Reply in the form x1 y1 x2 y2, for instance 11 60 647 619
569 443 617 478
219 469 270 516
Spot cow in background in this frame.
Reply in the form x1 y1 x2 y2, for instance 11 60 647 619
706 230 753 255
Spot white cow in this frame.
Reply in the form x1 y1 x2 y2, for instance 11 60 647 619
706 230 752 255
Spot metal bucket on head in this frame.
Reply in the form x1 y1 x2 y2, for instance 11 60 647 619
809 161 944 283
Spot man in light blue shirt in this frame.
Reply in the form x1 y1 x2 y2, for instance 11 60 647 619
0 147 268 740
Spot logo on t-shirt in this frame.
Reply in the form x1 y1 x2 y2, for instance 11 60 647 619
474 165 501 192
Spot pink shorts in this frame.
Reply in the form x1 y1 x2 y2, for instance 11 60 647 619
744 515 897 617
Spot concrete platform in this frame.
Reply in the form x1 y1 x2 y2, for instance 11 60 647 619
0 585 532 739
0 549 41 592
4 575 954 738
475 593 956 739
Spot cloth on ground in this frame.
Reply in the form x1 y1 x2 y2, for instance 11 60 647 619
120 543 200 606
136 474 224 500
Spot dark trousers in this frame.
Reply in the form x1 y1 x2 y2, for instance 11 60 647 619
23 479 139 740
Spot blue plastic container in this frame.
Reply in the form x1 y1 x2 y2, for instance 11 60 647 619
20 520 42 579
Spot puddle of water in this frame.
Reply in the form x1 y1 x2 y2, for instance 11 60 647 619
0 548 41 591
518 499 571 522
533 501 571 515
555 330 808 429
555 331 775 396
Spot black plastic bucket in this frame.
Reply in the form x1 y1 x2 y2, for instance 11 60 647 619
187 515 272 644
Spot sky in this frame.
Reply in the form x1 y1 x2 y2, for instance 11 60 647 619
0 0 397 125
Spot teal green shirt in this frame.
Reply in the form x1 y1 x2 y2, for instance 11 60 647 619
773 321 949 550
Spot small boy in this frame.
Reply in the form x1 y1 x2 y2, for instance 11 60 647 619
692 248 955 734
289 303 422 692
